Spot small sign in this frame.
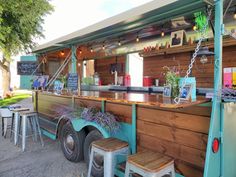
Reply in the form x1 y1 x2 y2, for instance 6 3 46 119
67 73 78 90
17 61 40 75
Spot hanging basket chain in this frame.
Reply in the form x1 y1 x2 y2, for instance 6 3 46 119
174 8 212 104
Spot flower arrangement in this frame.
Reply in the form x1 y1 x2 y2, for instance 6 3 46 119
81 107 120 134
52 104 84 120
163 66 180 98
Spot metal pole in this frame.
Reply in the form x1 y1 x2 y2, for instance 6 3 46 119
204 1 223 177
71 45 77 73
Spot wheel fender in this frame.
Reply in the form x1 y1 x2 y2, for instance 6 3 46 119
71 118 110 138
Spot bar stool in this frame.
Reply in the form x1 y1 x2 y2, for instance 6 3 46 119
11 108 30 145
87 137 129 177
0 107 13 138
18 111 44 151
124 151 175 177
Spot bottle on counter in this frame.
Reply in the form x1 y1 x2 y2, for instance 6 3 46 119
93 72 101 86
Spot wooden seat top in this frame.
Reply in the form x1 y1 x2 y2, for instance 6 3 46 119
19 111 37 116
127 151 174 173
12 108 30 112
92 138 129 152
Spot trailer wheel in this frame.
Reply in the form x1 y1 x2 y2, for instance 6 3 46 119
60 122 85 162
84 130 104 177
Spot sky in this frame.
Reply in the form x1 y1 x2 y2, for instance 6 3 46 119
38 0 153 44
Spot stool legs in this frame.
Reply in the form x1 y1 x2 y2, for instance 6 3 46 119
124 162 131 177
104 152 116 177
35 115 44 147
22 115 27 151
87 147 95 177
14 112 20 145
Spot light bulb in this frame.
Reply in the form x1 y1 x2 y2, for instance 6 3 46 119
136 36 139 42
90 48 93 52
79 49 82 54
60 50 65 56
161 31 165 37
193 25 197 31
200 55 208 64
234 13 236 19
102 45 105 50
118 41 121 46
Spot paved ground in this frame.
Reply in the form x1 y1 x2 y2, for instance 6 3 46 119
0 98 87 177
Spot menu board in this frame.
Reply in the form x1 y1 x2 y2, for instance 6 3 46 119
67 73 78 90
17 61 39 75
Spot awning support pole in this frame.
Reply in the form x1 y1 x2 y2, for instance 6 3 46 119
204 1 223 177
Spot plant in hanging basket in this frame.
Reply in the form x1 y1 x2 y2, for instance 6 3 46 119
81 107 120 134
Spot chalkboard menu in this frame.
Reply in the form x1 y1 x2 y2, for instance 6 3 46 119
17 61 39 75
67 73 78 90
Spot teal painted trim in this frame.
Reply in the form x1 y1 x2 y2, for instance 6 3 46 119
131 104 137 154
125 55 129 74
71 118 110 138
71 45 77 73
101 100 105 113
41 129 56 140
115 168 124 177
204 1 223 177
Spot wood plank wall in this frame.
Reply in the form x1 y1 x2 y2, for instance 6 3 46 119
136 105 211 177
94 56 126 85
143 45 236 88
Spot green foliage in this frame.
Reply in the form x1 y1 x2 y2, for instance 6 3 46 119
0 0 53 60
0 93 31 106
163 66 180 97
194 12 208 32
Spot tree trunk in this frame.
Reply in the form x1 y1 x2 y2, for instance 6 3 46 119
0 58 11 97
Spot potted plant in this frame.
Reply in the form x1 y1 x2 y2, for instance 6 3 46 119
163 66 180 98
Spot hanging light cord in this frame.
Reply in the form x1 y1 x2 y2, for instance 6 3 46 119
174 8 212 104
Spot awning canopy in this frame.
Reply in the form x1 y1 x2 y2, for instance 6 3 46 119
33 0 214 54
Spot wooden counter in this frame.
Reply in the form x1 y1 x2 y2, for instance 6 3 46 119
36 91 211 177
46 91 210 109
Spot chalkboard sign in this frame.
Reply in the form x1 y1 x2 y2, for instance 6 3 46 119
17 61 39 75
67 73 78 90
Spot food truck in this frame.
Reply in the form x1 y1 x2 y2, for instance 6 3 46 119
29 0 236 177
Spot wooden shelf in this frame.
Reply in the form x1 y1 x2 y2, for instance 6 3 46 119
139 36 236 58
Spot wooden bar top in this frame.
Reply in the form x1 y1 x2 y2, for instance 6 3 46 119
40 91 210 109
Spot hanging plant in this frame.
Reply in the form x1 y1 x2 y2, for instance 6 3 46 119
81 107 120 135
194 12 208 32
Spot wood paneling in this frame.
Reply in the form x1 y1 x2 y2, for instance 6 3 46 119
74 98 101 109
143 45 236 88
106 102 132 123
95 56 125 85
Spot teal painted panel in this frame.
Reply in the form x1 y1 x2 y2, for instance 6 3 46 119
41 129 56 140
222 103 236 177
20 55 37 89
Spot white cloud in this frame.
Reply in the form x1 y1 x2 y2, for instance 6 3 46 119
39 0 153 44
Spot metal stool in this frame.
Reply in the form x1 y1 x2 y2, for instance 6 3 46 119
18 111 44 151
11 108 30 145
87 137 129 177
0 108 13 138
124 151 175 177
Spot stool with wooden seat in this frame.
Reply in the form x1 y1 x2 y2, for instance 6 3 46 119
124 151 175 177
18 111 44 151
87 137 129 177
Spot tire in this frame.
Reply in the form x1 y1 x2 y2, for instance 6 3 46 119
84 130 104 177
60 122 85 162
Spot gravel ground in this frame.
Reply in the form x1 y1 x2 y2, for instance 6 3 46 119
0 98 87 177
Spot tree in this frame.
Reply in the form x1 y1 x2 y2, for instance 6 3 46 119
0 0 53 94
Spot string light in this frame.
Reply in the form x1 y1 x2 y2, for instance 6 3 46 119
90 47 93 52
193 25 197 31
136 35 140 42
118 40 121 46
79 49 82 54
102 43 105 50
161 31 165 37
60 50 65 56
